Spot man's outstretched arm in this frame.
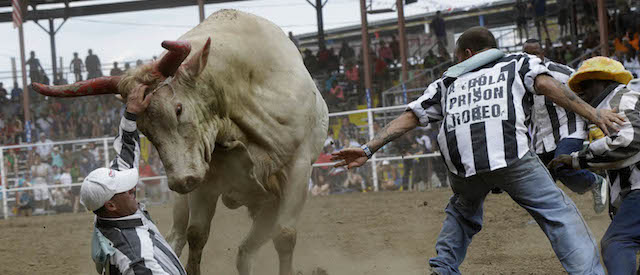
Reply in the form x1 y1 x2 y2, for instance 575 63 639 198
331 111 419 169
534 74 625 136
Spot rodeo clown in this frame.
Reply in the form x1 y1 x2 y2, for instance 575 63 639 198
523 39 608 213
549 57 640 275
80 84 186 275
331 26 625 275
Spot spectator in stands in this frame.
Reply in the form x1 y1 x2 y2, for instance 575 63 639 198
16 173 33 217
430 11 447 48
379 40 394 65
136 59 143 67
390 35 400 62
0 82 7 102
36 113 53 138
50 146 64 169
70 52 84 82
339 40 355 65
423 50 438 69
110 62 123 76
343 170 364 192
374 55 389 87
379 160 401 191
124 62 131 72
531 0 550 40
26 51 44 84
69 163 82 213
50 179 72 213
327 47 340 73
345 61 359 90
317 45 330 72
311 175 330 196
11 82 21 102
35 133 53 161
329 81 345 107
8 118 23 144
514 0 529 43
78 144 97 175
39 68 50 85
340 117 359 141
85 49 102 79
31 154 52 213
303 49 319 75
557 0 570 38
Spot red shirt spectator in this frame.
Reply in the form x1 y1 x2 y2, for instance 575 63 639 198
330 84 344 100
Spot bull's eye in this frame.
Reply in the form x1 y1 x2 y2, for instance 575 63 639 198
176 103 183 118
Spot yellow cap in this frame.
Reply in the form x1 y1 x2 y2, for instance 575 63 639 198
568 56 633 93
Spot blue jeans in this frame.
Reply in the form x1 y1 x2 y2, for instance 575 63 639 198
429 151 604 275
539 138 598 194
601 190 640 275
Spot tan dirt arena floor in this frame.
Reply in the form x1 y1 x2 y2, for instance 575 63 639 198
0 186 615 275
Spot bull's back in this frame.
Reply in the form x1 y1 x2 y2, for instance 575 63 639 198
176 9 326 162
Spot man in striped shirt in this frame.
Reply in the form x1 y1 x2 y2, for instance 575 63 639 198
524 39 608 213
80 84 186 275
549 57 639 275
331 27 624 275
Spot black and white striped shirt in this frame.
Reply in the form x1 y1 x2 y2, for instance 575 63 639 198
95 112 186 275
408 53 549 177
531 60 587 154
571 84 640 208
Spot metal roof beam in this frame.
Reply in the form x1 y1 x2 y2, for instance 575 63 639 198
0 0 247 23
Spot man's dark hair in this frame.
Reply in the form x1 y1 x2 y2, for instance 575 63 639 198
524 38 541 45
456 26 497 53
93 206 108 216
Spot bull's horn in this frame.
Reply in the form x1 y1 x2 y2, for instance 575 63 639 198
32 76 122 97
156 40 192 77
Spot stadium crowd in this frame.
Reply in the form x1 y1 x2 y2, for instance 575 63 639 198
2 0 640 212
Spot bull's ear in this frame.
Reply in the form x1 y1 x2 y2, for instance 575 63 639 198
183 37 211 77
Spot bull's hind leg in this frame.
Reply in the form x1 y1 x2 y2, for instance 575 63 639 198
166 193 190 257
273 156 312 275
237 201 279 275
185 187 220 275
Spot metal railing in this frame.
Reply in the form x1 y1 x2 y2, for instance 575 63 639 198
1 105 447 219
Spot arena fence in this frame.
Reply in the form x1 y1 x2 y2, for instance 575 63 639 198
0 105 447 219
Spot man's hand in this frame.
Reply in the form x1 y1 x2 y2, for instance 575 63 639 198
592 108 625 136
331 148 368 169
547 154 574 171
125 84 152 114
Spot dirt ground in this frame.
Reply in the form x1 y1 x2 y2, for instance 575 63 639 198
0 186 614 275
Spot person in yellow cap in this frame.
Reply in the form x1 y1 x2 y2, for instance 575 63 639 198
549 56 639 275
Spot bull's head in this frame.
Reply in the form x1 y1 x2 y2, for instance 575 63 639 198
32 38 217 194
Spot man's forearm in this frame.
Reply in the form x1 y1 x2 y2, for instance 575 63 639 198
367 111 419 153
536 75 597 122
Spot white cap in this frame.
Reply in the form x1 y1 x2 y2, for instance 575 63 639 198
80 168 139 211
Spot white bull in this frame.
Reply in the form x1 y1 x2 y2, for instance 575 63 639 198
33 9 328 275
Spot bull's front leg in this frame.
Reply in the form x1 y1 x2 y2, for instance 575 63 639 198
166 193 189 257
186 188 220 275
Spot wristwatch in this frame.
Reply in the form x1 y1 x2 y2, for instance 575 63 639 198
361 144 373 159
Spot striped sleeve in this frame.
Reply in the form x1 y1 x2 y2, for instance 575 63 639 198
103 227 171 275
110 112 141 171
576 90 640 168
519 55 550 94
407 79 444 126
